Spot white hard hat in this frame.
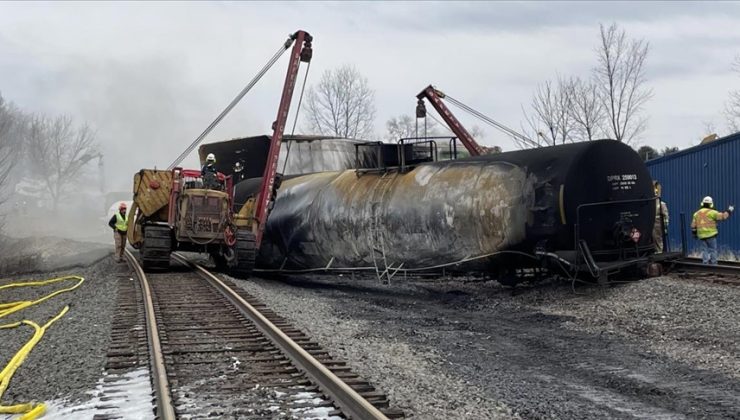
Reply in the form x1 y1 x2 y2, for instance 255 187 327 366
702 196 713 205
206 153 216 162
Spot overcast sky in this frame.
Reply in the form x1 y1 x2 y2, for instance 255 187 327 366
1 1 739 191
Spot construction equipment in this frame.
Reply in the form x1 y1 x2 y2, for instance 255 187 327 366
127 30 313 273
416 85 537 152
416 85 485 156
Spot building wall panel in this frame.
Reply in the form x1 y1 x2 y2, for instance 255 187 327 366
647 134 740 258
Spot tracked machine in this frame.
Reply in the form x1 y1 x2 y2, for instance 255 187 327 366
126 30 313 273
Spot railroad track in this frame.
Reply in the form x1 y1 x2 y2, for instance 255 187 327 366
117 249 399 419
667 257 740 286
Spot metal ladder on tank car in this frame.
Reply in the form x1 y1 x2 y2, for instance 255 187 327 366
367 173 402 284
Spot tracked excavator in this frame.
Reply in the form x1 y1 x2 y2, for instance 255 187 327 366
126 30 313 273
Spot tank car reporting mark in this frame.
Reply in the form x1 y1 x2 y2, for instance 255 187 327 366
607 174 638 191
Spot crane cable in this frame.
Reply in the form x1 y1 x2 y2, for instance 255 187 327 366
168 36 296 170
0 275 85 420
281 60 312 174
442 94 540 149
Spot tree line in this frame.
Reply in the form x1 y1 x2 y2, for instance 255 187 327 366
0 93 100 227
303 22 740 156
301 65 490 149
301 23 658 151
521 23 651 147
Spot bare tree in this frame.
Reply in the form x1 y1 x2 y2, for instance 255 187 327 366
0 95 18 233
303 65 376 139
569 77 606 141
522 77 575 146
385 114 446 141
594 23 652 144
25 115 99 210
724 55 740 132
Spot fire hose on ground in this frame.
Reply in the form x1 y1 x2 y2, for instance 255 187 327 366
0 275 85 420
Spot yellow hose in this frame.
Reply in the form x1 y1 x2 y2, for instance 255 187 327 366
0 276 84 319
0 276 85 419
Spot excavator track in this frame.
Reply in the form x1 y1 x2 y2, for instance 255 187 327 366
141 225 172 270
231 230 256 276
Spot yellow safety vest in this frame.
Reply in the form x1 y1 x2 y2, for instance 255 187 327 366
115 212 128 232
692 208 718 239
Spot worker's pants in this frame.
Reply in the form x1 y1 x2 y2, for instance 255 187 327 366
700 236 718 265
653 224 664 253
114 231 127 262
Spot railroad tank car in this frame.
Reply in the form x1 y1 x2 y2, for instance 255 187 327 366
234 140 656 279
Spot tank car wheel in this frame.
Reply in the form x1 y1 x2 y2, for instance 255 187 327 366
140 225 171 271
229 230 256 278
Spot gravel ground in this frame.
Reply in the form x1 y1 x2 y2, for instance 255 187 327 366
0 238 121 409
527 276 740 380
226 271 740 419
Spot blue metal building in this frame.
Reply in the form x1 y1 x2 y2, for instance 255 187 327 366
646 132 740 258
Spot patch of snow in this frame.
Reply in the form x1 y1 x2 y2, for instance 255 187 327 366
43 368 154 419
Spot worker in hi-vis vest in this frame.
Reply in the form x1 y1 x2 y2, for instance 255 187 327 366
691 196 734 265
108 202 129 263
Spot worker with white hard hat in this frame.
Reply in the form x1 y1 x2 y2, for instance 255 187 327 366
691 196 734 265
201 153 221 189
107 202 129 263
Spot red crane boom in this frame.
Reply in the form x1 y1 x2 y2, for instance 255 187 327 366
416 85 485 156
253 30 313 246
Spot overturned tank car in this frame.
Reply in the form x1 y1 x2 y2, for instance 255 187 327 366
211 137 658 283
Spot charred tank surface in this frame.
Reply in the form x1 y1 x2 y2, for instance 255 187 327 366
234 140 656 275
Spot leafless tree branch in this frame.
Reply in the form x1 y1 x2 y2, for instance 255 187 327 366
25 115 99 210
0 94 25 234
521 77 576 147
385 114 443 141
569 77 606 141
594 22 652 144
724 55 740 132
303 64 376 139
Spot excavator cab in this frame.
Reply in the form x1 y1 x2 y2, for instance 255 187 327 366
172 169 233 244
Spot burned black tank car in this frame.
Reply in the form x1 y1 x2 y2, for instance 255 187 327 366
232 139 656 282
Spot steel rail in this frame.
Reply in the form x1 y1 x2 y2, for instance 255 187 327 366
171 252 388 420
124 249 177 420
671 258 740 276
